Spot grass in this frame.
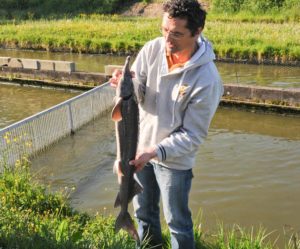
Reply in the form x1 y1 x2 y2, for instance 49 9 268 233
0 157 299 249
207 11 299 23
206 20 300 63
0 14 299 64
0 15 159 53
0 158 136 249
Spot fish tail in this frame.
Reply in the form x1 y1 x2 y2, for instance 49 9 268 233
114 179 143 208
115 211 139 243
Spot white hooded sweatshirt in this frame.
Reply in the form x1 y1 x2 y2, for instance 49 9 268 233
131 36 224 170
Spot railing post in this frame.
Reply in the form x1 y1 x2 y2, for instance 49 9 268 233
68 103 75 135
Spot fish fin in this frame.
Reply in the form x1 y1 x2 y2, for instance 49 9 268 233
115 211 139 243
134 179 143 195
128 179 143 203
114 192 121 208
111 97 122 121
113 161 124 208
113 160 118 174
113 161 123 184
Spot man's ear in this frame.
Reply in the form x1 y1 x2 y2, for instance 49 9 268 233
196 27 202 36
192 27 202 38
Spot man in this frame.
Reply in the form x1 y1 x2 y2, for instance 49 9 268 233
110 0 223 248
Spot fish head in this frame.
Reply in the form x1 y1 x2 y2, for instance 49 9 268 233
118 56 134 99
112 56 134 122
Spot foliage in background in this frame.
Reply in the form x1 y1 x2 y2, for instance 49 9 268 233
210 0 299 14
0 0 125 19
210 0 299 22
0 0 299 21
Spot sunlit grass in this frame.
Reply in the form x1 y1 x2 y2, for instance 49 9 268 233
206 21 300 62
0 15 159 54
0 14 299 63
207 11 299 23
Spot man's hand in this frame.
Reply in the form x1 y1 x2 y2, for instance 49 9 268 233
130 147 157 172
109 69 122 88
109 69 135 88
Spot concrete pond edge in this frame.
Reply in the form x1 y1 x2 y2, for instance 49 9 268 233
1 62 299 116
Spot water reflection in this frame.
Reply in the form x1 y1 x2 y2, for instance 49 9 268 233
1 48 300 88
0 83 80 128
218 63 300 88
211 107 300 140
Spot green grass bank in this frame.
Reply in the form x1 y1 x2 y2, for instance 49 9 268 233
0 14 299 65
0 158 299 249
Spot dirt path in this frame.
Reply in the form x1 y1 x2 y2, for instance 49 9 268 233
121 2 164 17
120 1 210 17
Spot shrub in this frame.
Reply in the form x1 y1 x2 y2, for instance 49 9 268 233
211 0 245 13
242 0 285 13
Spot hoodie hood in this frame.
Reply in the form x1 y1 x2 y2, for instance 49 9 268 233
159 35 216 77
186 35 216 69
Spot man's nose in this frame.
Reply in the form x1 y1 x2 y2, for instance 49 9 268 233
165 32 172 42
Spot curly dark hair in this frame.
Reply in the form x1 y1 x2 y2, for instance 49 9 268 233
163 0 206 36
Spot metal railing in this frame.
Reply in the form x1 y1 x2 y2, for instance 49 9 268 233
0 83 114 167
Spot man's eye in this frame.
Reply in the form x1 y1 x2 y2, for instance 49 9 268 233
172 33 182 37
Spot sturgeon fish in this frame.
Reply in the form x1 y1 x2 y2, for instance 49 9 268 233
111 56 142 243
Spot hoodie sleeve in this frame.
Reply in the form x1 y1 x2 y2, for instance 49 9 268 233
155 79 224 163
131 44 149 103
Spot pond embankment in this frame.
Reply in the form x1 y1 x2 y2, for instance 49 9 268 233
1 56 299 115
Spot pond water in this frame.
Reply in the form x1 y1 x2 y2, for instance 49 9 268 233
1 48 300 88
30 108 300 247
0 83 80 128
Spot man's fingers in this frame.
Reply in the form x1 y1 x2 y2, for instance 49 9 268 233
109 69 123 87
130 148 155 172
110 80 118 88
109 70 136 88
112 69 122 78
135 164 144 172
129 159 144 172
129 159 142 166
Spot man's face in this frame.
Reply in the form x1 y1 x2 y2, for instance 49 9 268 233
161 12 200 54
